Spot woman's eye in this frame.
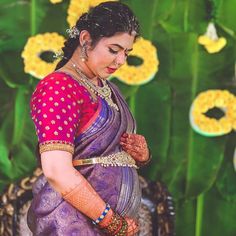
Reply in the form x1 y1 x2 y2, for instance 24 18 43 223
109 48 118 54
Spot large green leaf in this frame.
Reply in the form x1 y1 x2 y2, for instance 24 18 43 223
0 0 48 52
202 185 236 236
0 0 68 87
216 0 236 38
160 33 235 199
152 0 207 34
125 0 158 38
135 79 172 180
216 133 236 202
175 184 236 236
175 199 196 236
0 87 37 190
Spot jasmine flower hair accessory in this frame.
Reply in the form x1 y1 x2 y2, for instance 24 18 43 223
66 26 80 38
53 50 66 60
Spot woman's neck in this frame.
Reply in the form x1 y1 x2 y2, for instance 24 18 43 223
62 49 99 86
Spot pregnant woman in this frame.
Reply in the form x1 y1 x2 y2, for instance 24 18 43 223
28 2 151 235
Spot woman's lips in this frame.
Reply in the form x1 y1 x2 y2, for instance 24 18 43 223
106 67 117 74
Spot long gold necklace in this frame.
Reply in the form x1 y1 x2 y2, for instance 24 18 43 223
71 63 119 111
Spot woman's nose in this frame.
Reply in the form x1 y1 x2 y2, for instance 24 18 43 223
116 52 127 66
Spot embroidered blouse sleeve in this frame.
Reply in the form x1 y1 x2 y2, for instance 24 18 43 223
30 74 84 155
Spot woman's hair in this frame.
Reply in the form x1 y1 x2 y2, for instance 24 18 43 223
55 1 140 70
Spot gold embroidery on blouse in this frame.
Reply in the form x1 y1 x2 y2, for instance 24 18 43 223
39 142 74 155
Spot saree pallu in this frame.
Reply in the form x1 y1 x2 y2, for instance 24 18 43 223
27 82 141 236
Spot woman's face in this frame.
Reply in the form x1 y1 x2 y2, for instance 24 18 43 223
86 32 135 79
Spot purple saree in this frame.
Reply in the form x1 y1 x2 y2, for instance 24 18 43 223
27 81 141 236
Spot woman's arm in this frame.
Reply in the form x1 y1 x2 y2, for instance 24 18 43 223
41 150 139 235
41 150 112 222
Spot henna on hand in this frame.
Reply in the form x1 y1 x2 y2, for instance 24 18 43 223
125 217 139 236
120 133 149 163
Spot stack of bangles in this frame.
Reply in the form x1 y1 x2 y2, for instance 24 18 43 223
93 203 128 235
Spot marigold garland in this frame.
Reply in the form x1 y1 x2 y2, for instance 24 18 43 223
190 90 236 137
112 37 159 85
198 22 227 53
21 33 65 79
67 0 117 27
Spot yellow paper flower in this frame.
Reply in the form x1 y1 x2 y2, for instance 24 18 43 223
198 22 227 53
231 97 236 131
21 33 65 79
112 37 159 85
67 0 117 27
50 0 63 4
190 90 236 136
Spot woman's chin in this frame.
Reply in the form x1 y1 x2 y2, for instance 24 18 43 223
99 73 110 80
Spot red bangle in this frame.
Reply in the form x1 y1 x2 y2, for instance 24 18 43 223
112 217 123 235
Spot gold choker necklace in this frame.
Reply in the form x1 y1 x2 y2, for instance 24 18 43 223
72 63 119 111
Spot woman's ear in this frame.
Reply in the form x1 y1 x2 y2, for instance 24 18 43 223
79 30 92 46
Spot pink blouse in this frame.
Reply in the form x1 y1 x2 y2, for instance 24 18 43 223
30 72 98 155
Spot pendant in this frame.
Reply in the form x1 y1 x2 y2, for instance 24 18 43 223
72 63 119 111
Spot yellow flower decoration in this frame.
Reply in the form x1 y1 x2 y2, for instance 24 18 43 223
230 97 236 131
112 37 159 85
21 33 65 79
190 90 236 137
67 0 117 27
49 0 63 4
198 22 227 53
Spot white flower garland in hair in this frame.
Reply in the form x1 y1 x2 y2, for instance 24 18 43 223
66 26 80 38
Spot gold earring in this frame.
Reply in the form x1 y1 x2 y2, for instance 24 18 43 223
80 43 88 62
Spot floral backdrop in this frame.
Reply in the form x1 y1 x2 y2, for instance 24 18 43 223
0 0 236 235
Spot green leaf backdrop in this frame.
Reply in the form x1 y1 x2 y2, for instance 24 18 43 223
0 0 236 235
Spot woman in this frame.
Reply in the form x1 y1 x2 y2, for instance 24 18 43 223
28 1 151 235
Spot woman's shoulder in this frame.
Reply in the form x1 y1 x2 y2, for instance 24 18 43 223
32 71 90 98
31 71 98 109
35 71 86 91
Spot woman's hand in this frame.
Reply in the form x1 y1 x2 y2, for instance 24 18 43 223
125 217 139 235
120 133 149 163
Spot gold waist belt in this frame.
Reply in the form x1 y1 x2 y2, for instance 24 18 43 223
72 151 138 169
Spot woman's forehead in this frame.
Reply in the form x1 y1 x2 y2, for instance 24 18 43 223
101 32 135 49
